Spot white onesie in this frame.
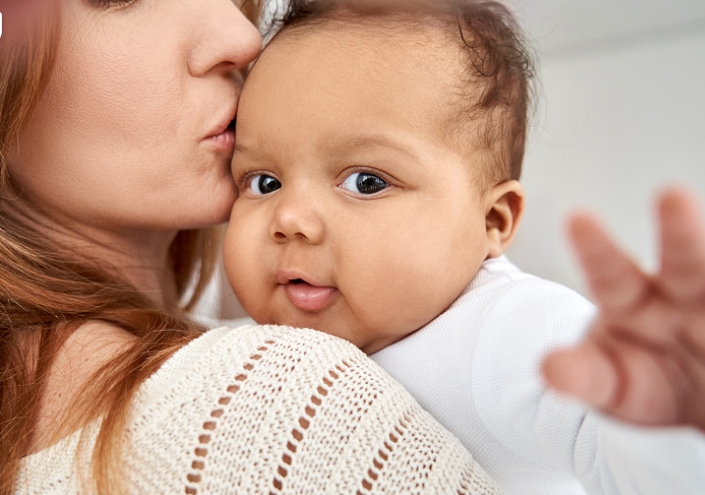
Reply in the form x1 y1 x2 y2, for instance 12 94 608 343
372 256 705 495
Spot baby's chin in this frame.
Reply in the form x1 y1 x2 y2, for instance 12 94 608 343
267 311 366 347
272 313 340 335
258 302 412 353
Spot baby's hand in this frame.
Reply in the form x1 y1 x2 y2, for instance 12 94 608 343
542 187 705 431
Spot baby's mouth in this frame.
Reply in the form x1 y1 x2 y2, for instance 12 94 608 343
282 279 337 313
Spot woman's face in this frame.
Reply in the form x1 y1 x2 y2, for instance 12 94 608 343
7 0 261 235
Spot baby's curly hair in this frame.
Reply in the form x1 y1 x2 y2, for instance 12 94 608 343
267 0 536 187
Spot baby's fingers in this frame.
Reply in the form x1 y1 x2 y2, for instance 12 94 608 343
543 333 686 427
542 339 616 409
658 187 705 303
568 213 649 315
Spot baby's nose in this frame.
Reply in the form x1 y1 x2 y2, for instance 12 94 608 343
269 195 325 245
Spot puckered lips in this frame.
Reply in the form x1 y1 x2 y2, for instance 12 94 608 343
204 101 238 154
277 272 338 312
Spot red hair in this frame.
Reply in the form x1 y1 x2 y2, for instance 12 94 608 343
0 1 261 493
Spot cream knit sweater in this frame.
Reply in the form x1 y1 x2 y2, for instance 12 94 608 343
16 324 502 494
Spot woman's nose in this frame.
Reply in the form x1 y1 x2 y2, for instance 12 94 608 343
187 0 262 76
269 195 326 245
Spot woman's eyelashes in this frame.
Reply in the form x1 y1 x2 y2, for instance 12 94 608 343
339 172 389 196
89 0 138 9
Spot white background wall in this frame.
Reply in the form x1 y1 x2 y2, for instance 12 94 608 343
504 0 705 296
194 0 705 320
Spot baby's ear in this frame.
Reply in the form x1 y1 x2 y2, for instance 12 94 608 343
485 180 525 258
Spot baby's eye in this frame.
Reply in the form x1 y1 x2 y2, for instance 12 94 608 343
340 172 388 195
247 174 281 195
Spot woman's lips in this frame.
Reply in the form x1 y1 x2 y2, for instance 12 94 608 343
283 282 337 312
205 128 235 153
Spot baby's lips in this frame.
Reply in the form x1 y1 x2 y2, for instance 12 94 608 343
283 282 337 312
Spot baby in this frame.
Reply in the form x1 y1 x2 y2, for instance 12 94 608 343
224 0 705 494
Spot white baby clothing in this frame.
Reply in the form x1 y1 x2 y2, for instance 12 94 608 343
372 256 705 495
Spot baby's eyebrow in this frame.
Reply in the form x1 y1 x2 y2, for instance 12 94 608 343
233 142 253 155
232 142 269 161
331 133 421 160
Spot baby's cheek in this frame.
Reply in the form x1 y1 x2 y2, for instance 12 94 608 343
223 224 255 292
357 274 427 331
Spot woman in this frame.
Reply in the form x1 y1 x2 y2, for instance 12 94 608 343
0 0 502 493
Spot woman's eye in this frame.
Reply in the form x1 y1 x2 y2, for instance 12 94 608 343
89 0 137 9
340 172 388 195
247 174 281 195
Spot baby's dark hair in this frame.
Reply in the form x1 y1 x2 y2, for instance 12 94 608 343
267 0 536 186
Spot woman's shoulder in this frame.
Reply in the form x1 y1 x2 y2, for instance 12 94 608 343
32 320 137 452
20 324 503 494
126 324 502 494
131 324 369 415
134 323 370 407
127 323 402 439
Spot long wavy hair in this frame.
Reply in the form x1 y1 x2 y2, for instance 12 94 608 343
0 1 261 493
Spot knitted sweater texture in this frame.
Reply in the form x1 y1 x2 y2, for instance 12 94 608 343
16 324 503 494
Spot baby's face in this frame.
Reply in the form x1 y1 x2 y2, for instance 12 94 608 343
225 23 492 353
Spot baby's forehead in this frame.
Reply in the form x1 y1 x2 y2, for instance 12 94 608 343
273 26 462 111
266 14 474 111
249 13 491 167
251 2 530 185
